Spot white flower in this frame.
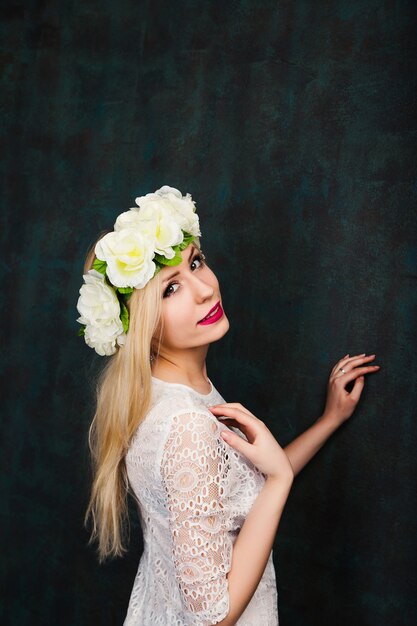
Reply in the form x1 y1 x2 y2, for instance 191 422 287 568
94 228 156 289
112 207 162 243
77 186 203 355
132 203 185 260
113 206 183 261
113 208 143 232
84 320 126 356
76 269 126 356
135 185 201 239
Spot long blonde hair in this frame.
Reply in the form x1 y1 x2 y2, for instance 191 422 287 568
82 233 200 563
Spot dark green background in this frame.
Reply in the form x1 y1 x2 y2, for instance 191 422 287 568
2 1 416 624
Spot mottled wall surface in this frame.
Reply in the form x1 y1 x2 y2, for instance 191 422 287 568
1 1 416 625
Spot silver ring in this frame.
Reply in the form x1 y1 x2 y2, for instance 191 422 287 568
339 367 346 374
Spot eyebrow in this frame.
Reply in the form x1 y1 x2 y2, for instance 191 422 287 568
162 245 197 284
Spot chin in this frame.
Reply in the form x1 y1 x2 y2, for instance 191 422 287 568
198 313 230 340
216 315 230 337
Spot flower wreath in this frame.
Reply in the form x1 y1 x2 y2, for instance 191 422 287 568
76 185 202 356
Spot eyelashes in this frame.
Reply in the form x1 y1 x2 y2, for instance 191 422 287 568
163 253 206 298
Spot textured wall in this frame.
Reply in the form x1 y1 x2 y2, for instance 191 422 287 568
2 1 416 625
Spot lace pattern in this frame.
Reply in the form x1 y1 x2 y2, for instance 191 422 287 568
160 411 233 624
123 378 279 626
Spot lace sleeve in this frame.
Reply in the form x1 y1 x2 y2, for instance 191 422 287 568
160 409 233 626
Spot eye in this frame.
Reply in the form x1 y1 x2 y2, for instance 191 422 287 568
191 253 205 271
163 252 206 298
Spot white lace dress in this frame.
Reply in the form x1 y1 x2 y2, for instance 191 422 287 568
123 376 279 626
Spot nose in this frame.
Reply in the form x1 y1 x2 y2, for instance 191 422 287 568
189 271 215 301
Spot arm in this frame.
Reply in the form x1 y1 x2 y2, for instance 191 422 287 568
283 352 381 477
160 409 292 626
283 413 340 477
218 475 292 626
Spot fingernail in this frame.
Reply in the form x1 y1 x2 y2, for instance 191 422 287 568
221 431 229 438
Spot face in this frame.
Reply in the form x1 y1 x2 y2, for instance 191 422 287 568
157 243 229 352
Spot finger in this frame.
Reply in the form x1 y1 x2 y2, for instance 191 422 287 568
207 402 255 417
220 427 255 456
331 353 366 376
224 425 247 441
331 355 352 376
211 412 232 420
335 365 380 384
348 354 375 364
209 403 255 418
330 355 377 379
208 409 262 443
214 416 242 430
209 402 252 413
208 405 261 436
348 375 365 402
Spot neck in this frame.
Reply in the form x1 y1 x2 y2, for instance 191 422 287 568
151 345 209 386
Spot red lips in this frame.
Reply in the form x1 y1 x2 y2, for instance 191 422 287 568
198 300 221 322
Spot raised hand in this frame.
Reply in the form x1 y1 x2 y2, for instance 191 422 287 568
208 402 294 482
322 352 381 425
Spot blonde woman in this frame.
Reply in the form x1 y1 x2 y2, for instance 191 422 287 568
77 186 380 626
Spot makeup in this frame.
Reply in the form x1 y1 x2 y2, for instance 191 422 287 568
197 302 224 325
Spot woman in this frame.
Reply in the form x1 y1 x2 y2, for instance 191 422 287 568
77 185 380 626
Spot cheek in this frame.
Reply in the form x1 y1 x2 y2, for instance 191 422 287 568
162 300 193 335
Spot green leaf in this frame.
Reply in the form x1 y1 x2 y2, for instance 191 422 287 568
120 300 129 334
154 249 183 266
77 325 86 336
120 290 133 303
153 233 195 267
117 286 133 295
92 257 107 275
177 232 194 250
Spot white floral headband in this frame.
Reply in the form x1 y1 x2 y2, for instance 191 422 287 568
76 185 202 356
